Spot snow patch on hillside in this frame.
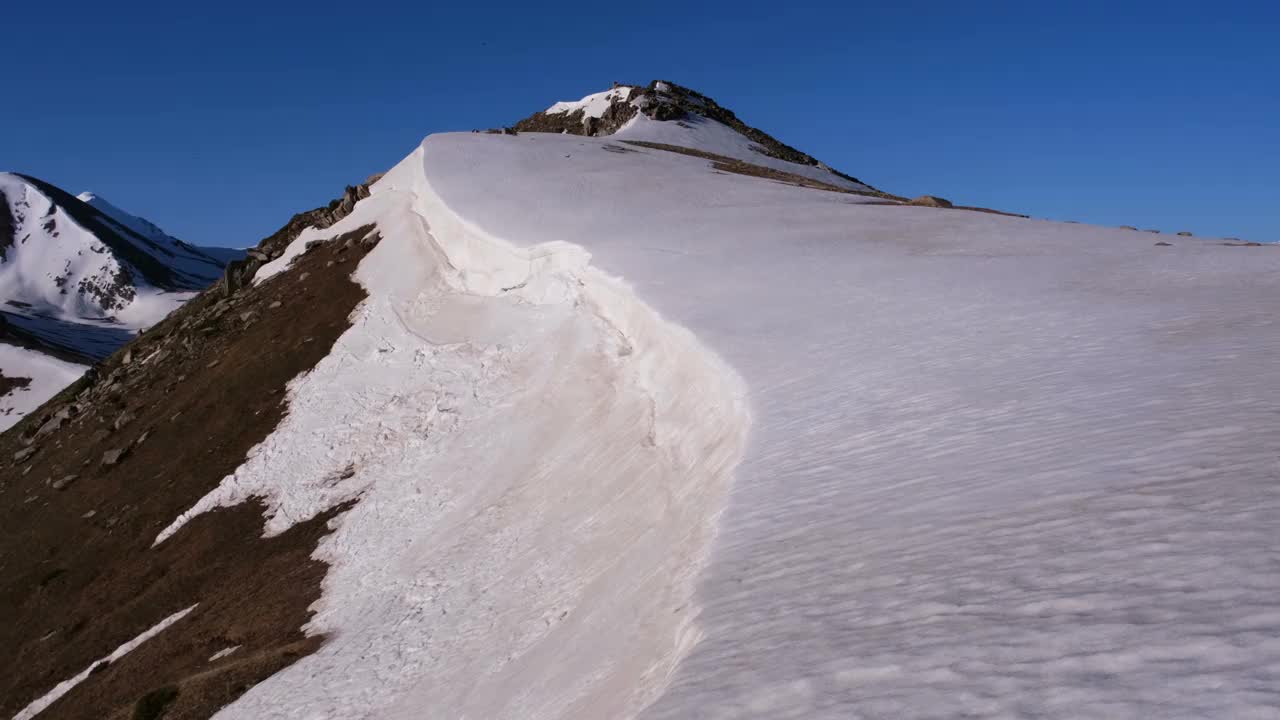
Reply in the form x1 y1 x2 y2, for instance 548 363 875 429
11 604 196 720
157 142 749 719
0 344 86 431
545 86 634 118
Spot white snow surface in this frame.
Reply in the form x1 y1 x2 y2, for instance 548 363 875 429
169 131 1279 719
0 343 86 431
612 113 874 193
159 144 750 719
545 86 635 118
415 133 1280 719
11 604 196 720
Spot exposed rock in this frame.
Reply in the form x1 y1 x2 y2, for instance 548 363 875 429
14 446 37 463
909 195 954 208
113 411 136 431
1155 241 1173 247
512 80 875 189
1119 225 1138 230
257 182 376 259
1177 231 1193 237
51 474 79 491
34 411 67 439
101 448 128 467
221 256 261 296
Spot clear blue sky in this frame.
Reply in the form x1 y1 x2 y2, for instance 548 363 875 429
3 0 1276 246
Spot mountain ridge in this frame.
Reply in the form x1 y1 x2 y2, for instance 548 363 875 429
0 173 243 429
4 81 1280 720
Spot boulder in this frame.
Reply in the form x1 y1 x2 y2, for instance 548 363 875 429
1177 231 1193 237
101 448 128 467
15 446 38 463
51 474 79 491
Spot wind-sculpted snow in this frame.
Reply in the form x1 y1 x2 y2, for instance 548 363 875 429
417 132 1280 719
156 145 750 718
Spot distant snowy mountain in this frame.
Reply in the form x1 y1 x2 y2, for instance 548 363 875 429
5 82 1279 720
0 172 241 428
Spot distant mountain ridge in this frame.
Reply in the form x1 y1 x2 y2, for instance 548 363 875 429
0 172 242 429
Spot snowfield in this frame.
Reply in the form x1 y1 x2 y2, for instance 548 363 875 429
158 144 750 718
167 131 1279 719
0 343 86 428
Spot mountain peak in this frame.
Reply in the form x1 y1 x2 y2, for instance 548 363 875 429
513 80 875 191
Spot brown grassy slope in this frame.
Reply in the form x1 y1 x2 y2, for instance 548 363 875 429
0 225 380 720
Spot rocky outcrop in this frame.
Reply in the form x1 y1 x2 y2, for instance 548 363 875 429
513 87 641 136
0 369 30 398
909 195 954 208
0 190 13 261
256 175 382 259
512 80 875 188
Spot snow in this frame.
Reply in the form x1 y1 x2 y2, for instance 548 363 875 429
545 86 634 118
167 129 1280 719
612 113 873 192
0 174 233 426
0 343 86 431
416 132 1280 719
11 604 196 720
160 144 749 719
208 645 241 662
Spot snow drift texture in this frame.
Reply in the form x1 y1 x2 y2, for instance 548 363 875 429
156 142 751 719
156 109 1279 717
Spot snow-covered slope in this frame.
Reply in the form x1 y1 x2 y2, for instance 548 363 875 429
0 173 241 429
142 131 1280 719
8 93 1279 720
